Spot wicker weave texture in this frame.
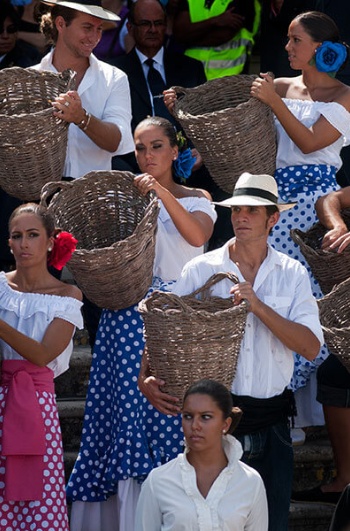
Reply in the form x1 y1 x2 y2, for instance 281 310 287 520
139 272 248 401
0 67 75 200
40 171 159 310
318 277 350 373
290 208 350 295
172 75 277 194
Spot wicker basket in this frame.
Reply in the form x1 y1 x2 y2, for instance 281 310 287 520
138 272 248 400
40 171 159 310
0 67 76 201
290 208 350 295
317 277 350 373
171 75 277 194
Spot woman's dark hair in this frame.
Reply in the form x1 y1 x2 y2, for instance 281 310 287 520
135 116 177 147
183 379 243 432
9 203 55 238
40 6 78 45
0 0 20 28
294 11 340 43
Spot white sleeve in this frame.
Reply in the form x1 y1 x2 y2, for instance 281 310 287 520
103 68 134 155
245 477 269 531
320 101 350 141
134 474 162 531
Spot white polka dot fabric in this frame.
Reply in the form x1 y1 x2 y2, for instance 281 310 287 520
270 164 338 391
0 389 69 530
67 279 185 503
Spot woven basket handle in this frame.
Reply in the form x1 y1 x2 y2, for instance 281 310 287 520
189 272 239 300
40 181 73 207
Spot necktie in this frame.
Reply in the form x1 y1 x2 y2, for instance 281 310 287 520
145 58 169 119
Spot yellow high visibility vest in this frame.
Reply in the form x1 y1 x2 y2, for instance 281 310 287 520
185 0 261 80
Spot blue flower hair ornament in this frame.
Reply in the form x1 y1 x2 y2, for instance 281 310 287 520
313 41 348 77
173 148 196 182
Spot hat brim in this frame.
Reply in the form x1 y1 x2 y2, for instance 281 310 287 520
213 196 297 212
41 0 120 21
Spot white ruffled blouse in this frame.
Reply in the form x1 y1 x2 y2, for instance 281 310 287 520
275 99 350 170
0 272 84 378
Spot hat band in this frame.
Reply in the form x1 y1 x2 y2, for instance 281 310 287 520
232 187 278 204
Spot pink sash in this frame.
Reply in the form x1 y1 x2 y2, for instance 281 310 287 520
1 360 55 501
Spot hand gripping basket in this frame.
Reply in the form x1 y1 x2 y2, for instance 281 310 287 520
40 171 159 310
171 75 277 194
317 277 350 373
290 208 350 295
138 272 248 400
0 67 76 201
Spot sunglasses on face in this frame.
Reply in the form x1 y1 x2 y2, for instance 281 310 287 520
0 24 18 35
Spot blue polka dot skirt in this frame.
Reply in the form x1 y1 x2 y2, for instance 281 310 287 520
270 164 338 392
66 278 184 503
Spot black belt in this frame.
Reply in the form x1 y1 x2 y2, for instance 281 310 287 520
231 388 297 435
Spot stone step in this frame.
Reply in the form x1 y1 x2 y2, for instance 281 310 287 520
293 436 335 492
55 345 92 399
288 501 334 530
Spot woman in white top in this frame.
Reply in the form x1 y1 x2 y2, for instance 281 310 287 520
0 203 83 531
67 116 217 531
135 378 268 531
250 11 350 428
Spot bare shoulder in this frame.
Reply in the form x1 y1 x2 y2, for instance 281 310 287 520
275 75 304 98
178 185 212 201
334 82 350 111
57 282 83 301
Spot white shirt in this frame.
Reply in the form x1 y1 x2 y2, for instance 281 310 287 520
34 51 134 179
276 99 350 170
173 240 324 398
136 47 166 115
0 272 84 378
135 435 268 531
154 196 217 281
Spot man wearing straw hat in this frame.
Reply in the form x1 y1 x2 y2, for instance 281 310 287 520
34 0 134 179
139 172 324 531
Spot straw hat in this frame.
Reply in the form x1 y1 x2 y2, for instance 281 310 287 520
41 0 120 22
214 172 297 212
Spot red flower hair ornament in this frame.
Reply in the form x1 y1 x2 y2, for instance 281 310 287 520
47 231 78 271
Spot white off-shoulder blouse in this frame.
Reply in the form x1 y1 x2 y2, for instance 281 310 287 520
0 272 84 378
275 99 350 170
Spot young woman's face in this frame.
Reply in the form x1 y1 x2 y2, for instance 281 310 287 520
285 20 321 70
9 213 53 268
182 393 231 453
134 124 178 180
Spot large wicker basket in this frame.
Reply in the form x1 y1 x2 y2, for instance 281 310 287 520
40 171 159 310
290 208 350 295
0 67 76 201
317 277 350 373
138 272 248 400
171 75 277 194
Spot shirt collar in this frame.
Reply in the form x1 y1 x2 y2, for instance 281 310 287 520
136 46 164 67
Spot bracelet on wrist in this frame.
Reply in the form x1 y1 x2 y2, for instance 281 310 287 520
75 109 91 131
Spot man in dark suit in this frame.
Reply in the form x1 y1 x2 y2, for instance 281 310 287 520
111 0 206 132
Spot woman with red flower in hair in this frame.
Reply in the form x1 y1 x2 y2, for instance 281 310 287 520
0 202 83 531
